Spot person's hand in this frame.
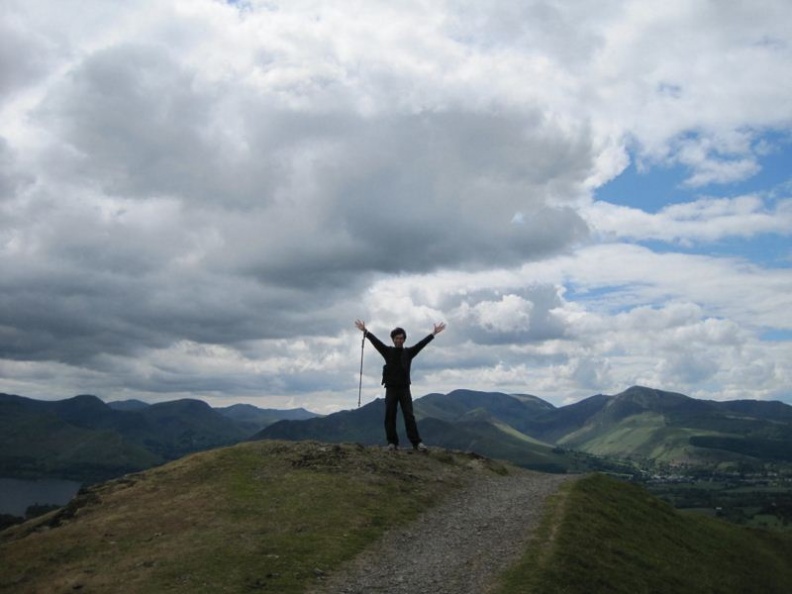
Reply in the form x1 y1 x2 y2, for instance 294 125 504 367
355 319 367 333
433 322 446 336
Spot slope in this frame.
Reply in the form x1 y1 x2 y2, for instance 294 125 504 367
0 394 162 481
0 440 511 594
498 473 792 594
415 389 555 430
4 441 791 594
0 394 253 482
215 403 320 432
551 386 792 468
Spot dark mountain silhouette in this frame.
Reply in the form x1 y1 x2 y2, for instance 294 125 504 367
4 386 792 484
717 399 792 422
256 386 792 472
0 393 162 482
107 399 150 411
416 389 554 434
215 403 320 433
258 398 387 444
258 392 576 472
0 393 318 483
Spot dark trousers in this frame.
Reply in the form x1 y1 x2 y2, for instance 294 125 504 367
384 386 422 447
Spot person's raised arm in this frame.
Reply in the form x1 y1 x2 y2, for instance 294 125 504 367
355 320 388 355
410 322 446 356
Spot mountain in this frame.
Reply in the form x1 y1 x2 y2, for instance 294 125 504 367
107 399 150 411
132 399 251 458
106 398 321 431
256 386 792 473
415 389 555 432
258 390 557 446
0 393 163 483
4 386 792 484
256 398 388 444
215 403 320 433
543 386 792 468
257 392 578 472
0 393 313 483
415 390 574 471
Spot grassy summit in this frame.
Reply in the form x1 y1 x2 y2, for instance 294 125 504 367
0 441 507 593
2 440 791 594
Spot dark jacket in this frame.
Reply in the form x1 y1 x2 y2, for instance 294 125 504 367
364 331 434 387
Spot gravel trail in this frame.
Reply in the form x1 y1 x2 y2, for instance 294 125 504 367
310 469 574 594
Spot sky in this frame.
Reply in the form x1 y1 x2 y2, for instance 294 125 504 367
1 0 791 413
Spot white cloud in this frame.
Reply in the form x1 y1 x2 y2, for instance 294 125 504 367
1 0 791 409
584 194 792 244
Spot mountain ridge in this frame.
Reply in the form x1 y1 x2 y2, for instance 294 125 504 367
0 392 319 483
3 386 792 483
257 385 792 473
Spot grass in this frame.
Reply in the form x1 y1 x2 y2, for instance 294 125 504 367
495 474 792 594
0 440 508 594
646 478 792 532
6 442 792 594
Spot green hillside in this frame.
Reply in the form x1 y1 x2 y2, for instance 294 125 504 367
0 393 260 482
7 387 792 488
3 441 791 594
550 387 792 471
415 389 555 429
500 474 792 593
0 441 506 594
0 395 163 480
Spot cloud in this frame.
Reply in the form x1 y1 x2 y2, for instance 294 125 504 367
1 0 791 409
2 0 597 373
451 287 568 344
584 194 792 244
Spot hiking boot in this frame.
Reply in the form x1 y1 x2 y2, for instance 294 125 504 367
415 442 428 452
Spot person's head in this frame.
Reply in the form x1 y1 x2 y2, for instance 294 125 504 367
390 327 406 346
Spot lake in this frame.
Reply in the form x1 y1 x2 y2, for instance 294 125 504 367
0 477 83 517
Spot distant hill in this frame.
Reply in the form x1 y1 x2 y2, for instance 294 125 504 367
0 393 163 483
416 389 555 435
257 397 574 472
256 398 387 444
4 386 792 484
2 441 790 594
0 393 318 483
257 386 792 474
215 403 320 433
106 399 149 411
551 386 792 468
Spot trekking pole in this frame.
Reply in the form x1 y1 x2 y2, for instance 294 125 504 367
357 332 365 408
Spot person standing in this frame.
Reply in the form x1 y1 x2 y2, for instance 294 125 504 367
355 319 446 451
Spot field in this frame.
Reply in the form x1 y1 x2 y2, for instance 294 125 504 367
644 477 792 532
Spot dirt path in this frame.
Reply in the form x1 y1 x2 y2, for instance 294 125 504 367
310 469 574 594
